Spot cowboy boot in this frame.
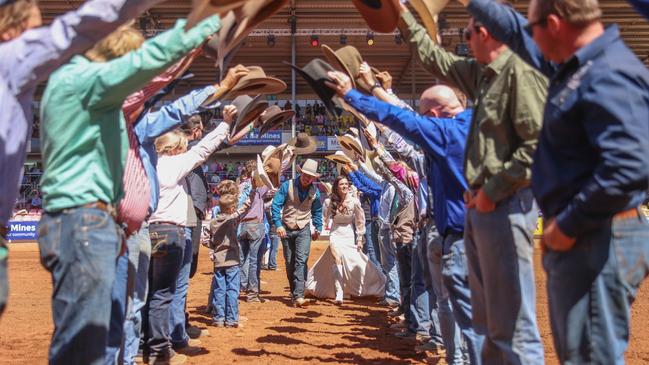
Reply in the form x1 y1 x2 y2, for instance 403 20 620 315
332 264 344 305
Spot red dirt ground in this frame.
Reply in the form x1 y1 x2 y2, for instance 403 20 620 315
1 242 648 364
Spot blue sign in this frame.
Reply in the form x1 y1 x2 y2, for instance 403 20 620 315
237 130 282 146
8 221 39 240
316 136 328 151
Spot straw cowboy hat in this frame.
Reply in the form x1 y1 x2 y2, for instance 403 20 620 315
285 59 340 118
230 94 269 136
351 0 402 33
255 154 274 190
321 45 381 94
258 105 295 137
288 132 318 155
337 133 365 162
186 0 247 29
298 159 321 178
261 146 283 189
221 66 287 100
325 151 354 166
407 0 450 44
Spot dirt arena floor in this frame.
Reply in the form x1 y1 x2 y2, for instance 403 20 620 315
1 241 649 364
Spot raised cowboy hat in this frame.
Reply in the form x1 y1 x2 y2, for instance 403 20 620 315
337 133 366 162
262 146 282 189
322 45 380 95
186 0 247 30
325 151 354 166
285 59 340 118
351 0 402 33
407 0 450 44
288 132 318 155
256 154 274 190
221 66 287 100
258 106 295 137
298 159 321 178
230 94 269 137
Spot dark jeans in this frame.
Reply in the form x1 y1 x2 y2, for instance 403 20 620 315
212 265 240 325
363 220 381 268
281 225 312 300
395 241 413 327
143 224 185 359
38 207 122 365
268 232 280 270
189 218 201 279
0 235 7 317
239 222 265 298
169 227 193 347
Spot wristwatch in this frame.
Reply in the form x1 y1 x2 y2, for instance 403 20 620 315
370 82 382 92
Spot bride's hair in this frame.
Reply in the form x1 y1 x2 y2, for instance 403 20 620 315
330 176 352 217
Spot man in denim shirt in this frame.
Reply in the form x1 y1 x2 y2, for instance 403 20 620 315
461 0 649 362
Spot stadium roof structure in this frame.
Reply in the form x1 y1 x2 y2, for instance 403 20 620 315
39 0 649 100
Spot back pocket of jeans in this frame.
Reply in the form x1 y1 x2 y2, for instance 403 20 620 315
150 232 169 258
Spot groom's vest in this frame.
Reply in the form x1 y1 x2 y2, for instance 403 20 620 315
282 179 317 230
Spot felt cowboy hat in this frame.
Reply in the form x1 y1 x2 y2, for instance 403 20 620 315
351 0 402 33
298 159 321 178
337 133 365 162
285 59 340 118
258 105 295 137
322 45 380 94
325 151 354 166
261 146 283 189
287 132 318 155
407 0 450 44
221 66 287 100
230 94 269 136
186 0 247 30
256 154 274 190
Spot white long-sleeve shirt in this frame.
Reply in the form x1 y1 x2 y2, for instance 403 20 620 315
149 122 228 226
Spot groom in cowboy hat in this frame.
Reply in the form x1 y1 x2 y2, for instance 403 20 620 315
271 158 323 307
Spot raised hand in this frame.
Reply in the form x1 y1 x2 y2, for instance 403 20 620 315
222 105 237 125
325 71 353 97
376 71 393 90
359 62 376 88
220 64 249 90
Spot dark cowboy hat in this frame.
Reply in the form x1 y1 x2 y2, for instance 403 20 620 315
351 0 402 33
186 0 247 29
221 66 287 100
322 45 380 94
285 59 340 118
258 105 295 137
230 94 269 137
408 0 450 44
287 132 318 155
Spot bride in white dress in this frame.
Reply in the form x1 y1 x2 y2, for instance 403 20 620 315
306 176 386 304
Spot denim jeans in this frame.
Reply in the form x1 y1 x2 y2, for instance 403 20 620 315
38 207 122 365
427 225 464 364
143 224 185 358
268 232 280 270
363 220 381 268
212 265 240 325
122 225 150 365
378 228 401 305
441 232 484 365
395 241 413 326
105 249 128 365
239 222 265 298
0 235 8 317
464 188 543 365
189 220 202 279
544 212 649 364
281 224 312 300
408 234 437 339
168 227 193 347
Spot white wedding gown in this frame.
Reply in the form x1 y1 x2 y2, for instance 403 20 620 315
306 196 386 299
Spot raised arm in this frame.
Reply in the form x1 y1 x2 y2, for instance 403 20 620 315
347 170 382 200
3 0 165 93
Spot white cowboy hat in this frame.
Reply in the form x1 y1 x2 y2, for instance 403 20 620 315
297 158 321 178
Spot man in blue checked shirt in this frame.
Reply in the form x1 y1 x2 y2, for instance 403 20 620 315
327 73 484 365
459 0 649 363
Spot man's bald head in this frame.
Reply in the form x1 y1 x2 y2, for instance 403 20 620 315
419 85 465 118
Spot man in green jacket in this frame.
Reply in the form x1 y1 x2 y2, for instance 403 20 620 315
37 16 220 365
398 3 547 364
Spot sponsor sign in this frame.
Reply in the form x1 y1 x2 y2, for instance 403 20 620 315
238 130 282 146
8 221 39 240
315 136 328 151
327 137 341 151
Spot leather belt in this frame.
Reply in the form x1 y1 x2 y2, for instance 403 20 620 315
149 221 181 227
82 201 116 218
613 207 640 221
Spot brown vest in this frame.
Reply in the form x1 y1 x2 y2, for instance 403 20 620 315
393 198 415 244
282 180 317 230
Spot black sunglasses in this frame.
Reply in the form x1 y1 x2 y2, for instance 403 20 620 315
524 17 548 35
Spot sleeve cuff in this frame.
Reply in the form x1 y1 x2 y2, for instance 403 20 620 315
343 89 363 104
481 174 515 204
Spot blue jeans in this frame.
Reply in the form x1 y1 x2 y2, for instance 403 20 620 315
169 227 193 347
38 207 122 365
281 225 312 300
212 265 240 325
143 224 185 358
0 235 8 317
363 220 381 268
395 241 413 326
379 228 400 305
465 188 543 365
239 222 265 298
544 212 649 364
441 232 484 365
408 233 437 339
105 249 128 365
268 232 280 270
123 225 151 365
427 226 464 364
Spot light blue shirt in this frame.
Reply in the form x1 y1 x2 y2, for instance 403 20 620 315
0 0 162 225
